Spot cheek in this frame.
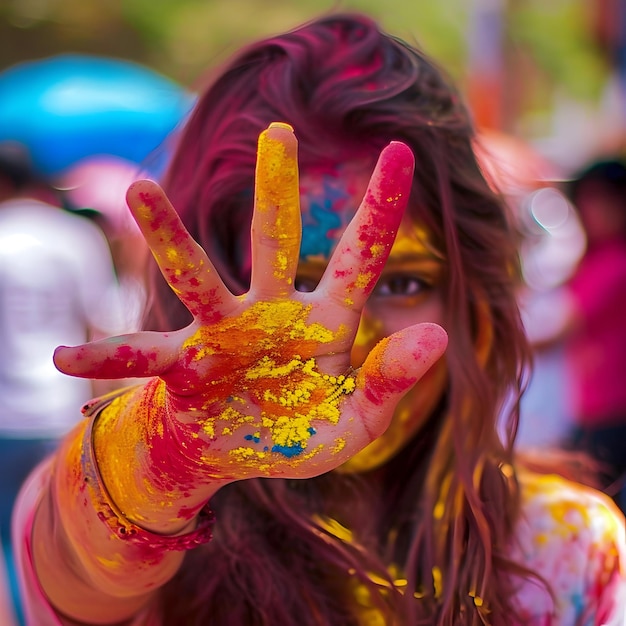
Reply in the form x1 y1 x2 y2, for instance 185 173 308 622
381 296 444 332
351 293 446 443
351 311 383 368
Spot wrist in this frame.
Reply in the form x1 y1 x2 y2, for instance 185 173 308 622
82 408 215 550
90 379 221 533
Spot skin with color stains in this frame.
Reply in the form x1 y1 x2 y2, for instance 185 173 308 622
295 165 449 472
53 122 447 530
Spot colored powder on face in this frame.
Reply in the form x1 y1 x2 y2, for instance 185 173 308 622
353 314 383 354
180 300 353 464
300 183 347 259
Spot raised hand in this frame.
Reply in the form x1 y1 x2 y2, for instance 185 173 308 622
54 123 447 481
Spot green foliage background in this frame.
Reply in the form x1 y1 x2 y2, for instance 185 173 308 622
0 0 613 132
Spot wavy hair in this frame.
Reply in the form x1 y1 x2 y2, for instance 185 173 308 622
147 13 536 625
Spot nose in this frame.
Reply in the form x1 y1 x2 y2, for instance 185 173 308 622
350 309 383 369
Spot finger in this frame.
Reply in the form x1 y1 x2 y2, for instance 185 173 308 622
280 322 447 474
317 142 415 309
53 332 180 379
126 180 234 322
351 322 447 438
250 122 301 297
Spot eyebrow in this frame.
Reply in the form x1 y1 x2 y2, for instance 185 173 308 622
385 251 446 266
298 251 445 272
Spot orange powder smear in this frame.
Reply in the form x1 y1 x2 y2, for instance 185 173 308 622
182 300 353 463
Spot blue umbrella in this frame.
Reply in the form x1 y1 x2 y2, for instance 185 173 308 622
0 54 195 175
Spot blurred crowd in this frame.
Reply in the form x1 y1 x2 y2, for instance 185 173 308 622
476 129 626 515
514 154 626 514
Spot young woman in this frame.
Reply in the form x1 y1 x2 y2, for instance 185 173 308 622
13 13 624 626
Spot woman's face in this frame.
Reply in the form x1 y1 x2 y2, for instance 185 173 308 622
296 162 448 472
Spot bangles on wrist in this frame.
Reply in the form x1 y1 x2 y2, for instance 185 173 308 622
80 390 215 553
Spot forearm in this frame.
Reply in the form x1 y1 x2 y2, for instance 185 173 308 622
31 381 224 624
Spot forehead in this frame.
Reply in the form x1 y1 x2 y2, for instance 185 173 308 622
298 162 438 265
299 163 371 260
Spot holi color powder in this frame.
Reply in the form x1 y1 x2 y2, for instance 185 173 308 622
254 124 301 290
179 300 353 466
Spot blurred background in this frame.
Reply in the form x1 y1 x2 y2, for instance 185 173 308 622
1 0 624 166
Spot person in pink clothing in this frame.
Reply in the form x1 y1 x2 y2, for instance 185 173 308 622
11 13 626 626
558 158 626 512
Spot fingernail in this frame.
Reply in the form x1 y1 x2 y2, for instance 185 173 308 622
268 121 294 132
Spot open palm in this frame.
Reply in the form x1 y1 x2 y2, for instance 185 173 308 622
54 123 447 481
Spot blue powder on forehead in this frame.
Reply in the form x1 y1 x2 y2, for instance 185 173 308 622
300 202 341 259
300 178 352 259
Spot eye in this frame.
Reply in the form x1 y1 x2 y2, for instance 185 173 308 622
373 274 428 297
294 275 319 293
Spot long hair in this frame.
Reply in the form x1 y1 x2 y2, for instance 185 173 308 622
148 13 535 625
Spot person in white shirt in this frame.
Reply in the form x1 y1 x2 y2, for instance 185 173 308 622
0 142 127 624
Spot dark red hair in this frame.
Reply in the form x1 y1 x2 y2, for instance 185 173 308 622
146 13 536 625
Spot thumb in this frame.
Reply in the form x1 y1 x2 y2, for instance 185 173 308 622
354 322 448 435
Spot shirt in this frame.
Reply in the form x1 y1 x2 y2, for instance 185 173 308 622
566 240 626 426
0 199 126 437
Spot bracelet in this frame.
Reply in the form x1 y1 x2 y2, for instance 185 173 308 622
80 391 215 552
